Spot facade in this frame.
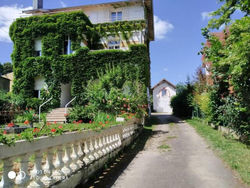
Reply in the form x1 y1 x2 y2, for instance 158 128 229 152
11 0 154 108
25 0 154 51
152 79 176 114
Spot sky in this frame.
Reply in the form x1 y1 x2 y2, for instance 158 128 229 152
0 0 239 86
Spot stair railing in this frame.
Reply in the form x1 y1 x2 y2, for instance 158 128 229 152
39 97 53 123
65 96 76 115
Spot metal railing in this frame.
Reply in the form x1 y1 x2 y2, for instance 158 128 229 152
65 97 76 115
39 97 52 122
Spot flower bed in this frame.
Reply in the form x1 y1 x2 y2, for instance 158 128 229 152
0 112 139 146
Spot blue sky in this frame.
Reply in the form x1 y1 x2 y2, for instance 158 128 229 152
0 0 233 86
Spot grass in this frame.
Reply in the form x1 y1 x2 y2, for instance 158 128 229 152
187 119 250 185
158 144 171 150
169 122 175 129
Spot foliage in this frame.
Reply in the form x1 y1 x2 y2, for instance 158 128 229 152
92 20 146 41
0 62 13 75
9 10 150 109
206 0 249 29
170 83 194 118
68 65 148 122
0 116 137 146
201 17 250 140
187 119 250 185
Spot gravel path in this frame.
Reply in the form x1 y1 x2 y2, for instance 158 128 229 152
111 114 245 188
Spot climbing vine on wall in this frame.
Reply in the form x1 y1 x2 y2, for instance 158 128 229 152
91 20 146 41
9 11 150 109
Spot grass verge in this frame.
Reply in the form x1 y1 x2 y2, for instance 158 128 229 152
187 119 250 185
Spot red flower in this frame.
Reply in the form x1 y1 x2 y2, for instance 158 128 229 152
78 120 83 124
89 120 92 124
47 122 51 126
64 113 69 117
54 121 57 124
33 128 40 133
3 130 7 134
105 121 109 124
99 122 103 125
24 120 29 125
18 134 21 137
107 115 110 119
123 104 127 108
51 128 56 133
73 121 76 124
58 125 63 129
7 122 14 127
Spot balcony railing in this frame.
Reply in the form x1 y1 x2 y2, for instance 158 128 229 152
0 121 142 188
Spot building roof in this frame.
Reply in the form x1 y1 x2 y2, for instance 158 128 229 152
152 79 176 90
1 72 13 81
23 0 154 41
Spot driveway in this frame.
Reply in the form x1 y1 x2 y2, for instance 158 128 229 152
111 113 245 188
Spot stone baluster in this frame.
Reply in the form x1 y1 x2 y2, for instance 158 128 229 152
41 148 55 186
52 145 65 181
62 144 72 176
0 158 14 188
108 133 113 152
107 134 112 152
98 135 104 157
77 142 84 168
15 154 30 188
70 143 80 172
83 140 90 165
93 136 100 160
111 132 116 149
114 133 120 148
28 151 44 188
88 138 95 162
102 134 108 155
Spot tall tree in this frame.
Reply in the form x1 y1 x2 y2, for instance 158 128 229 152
207 0 249 29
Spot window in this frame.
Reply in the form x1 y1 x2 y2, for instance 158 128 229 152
162 89 167 97
108 40 120 49
63 36 72 55
111 11 122 22
34 38 42 57
33 90 40 98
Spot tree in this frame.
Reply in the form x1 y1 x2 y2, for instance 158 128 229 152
207 0 249 29
0 64 3 75
1 62 13 75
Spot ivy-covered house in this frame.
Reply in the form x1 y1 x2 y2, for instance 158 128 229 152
10 0 154 120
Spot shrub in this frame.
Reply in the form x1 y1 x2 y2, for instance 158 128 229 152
170 83 194 118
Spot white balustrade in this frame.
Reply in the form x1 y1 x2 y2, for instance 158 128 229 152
0 121 141 188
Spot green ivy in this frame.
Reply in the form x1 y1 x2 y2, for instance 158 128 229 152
9 11 150 109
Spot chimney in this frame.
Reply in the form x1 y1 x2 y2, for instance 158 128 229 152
33 0 43 9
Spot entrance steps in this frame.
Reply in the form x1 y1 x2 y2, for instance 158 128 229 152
46 108 71 123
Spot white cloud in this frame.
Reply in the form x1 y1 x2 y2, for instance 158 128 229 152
154 15 174 40
60 1 67 8
201 11 213 21
0 5 32 43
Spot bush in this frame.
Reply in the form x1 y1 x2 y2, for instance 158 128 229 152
68 65 148 122
170 83 194 118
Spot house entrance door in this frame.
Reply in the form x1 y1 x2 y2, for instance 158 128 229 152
60 83 71 107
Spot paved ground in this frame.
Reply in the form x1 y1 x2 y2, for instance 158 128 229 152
83 114 245 188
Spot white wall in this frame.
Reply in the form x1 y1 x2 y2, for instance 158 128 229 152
34 76 47 90
34 38 42 51
60 83 71 107
82 5 144 24
153 82 176 114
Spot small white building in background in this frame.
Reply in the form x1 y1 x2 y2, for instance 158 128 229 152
152 79 176 114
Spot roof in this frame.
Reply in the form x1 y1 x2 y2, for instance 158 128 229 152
1 72 13 81
23 0 154 41
152 79 176 90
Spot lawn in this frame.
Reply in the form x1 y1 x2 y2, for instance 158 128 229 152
187 119 250 185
